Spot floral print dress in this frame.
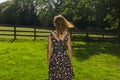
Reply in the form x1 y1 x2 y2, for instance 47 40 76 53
48 32 74 80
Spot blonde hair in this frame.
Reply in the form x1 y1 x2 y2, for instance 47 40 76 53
54 15 74 35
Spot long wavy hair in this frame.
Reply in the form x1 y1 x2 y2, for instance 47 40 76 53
54 15 74 37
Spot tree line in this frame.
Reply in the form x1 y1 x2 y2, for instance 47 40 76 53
0 0 120 30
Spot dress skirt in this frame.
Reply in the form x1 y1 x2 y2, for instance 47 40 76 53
48 53 74 80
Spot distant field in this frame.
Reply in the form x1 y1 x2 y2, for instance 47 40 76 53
0 39 120 80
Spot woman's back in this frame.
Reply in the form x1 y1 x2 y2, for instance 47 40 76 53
50 31 69 54
47 15 74 80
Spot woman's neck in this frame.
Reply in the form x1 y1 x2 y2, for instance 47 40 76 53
54 30 67 39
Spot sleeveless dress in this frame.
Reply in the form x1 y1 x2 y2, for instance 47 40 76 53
48 32 74 80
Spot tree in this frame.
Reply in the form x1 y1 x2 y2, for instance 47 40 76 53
0 1 18 24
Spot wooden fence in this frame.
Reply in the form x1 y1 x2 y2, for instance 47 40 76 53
70 28 120 40
0 25 120 40
0 25 51 40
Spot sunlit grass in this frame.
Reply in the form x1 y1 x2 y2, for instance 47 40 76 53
72 41 120 80
0 40 48 80
0 26 120 80
0 39 120 80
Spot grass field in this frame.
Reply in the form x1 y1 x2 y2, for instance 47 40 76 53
0 38 120 80
0 26 120 80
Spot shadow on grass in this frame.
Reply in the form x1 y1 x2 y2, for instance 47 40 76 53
72 40 120 61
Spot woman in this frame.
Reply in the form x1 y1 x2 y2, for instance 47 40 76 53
47 15 74 80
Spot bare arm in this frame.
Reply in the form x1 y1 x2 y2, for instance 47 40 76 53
67 34 72 62
47 34 52 65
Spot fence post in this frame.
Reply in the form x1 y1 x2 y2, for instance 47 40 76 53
34 26 36 40
118 28 120 39
102 28 105 39
14 26 16 40
86 28 89 38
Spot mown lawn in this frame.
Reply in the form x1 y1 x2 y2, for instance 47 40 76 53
0 39 120 80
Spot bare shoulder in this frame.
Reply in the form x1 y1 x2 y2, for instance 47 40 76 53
66 32 70 37
67 33 71 41
48 32 53 38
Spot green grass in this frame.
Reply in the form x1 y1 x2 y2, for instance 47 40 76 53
72 41 120 80
0 39 48 80
0 39 120 80
0 26 120 80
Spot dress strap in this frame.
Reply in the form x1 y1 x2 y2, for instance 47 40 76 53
63 32 69 41
50 31 69 41
50 32 53 37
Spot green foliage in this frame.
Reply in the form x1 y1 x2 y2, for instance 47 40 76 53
0 0 40 25
0 0 120 29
